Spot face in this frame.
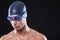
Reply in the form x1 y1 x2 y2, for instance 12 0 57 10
7 15 26 31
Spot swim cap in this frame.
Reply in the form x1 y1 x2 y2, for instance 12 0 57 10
8 1 27 18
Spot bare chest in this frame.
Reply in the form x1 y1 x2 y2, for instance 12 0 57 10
5 34 39 40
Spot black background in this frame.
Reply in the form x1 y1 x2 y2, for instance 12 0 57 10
0 0 59 40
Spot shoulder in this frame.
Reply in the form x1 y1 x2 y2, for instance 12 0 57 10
31 29 47 40
0 30 14 40
0 35 7 40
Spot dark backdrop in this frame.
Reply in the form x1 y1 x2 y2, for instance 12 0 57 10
0 0 59 40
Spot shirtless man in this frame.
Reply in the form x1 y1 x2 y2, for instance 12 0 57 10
0 1 47 40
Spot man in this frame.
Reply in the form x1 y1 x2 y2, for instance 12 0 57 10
0 1 47 40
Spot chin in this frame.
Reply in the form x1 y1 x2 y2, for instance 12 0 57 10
16 26 25 31
14 27 22 31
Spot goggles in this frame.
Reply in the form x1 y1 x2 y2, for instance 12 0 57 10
7 11 26 21
7 15 23 21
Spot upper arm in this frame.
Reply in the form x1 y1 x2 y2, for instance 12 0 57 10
39 33 47 40
0 37 2 40
0 36 2 40
0 38 1 40
41 34 47 40
43 35 47 40
0 35 6 40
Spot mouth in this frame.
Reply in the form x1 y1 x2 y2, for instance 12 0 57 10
13 26 19 29
13 26 21 30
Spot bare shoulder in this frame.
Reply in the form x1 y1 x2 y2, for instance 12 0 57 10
31 29 47 40
0 30 14 40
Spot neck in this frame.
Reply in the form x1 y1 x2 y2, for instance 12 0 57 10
14 24 30 36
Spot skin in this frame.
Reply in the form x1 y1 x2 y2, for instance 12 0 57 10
0 15 47 40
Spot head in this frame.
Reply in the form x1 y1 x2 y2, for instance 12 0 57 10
7 1 27 31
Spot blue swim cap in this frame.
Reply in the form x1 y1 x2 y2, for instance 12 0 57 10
8 1 27 18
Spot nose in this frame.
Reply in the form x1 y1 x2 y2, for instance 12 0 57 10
12 20 17 25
